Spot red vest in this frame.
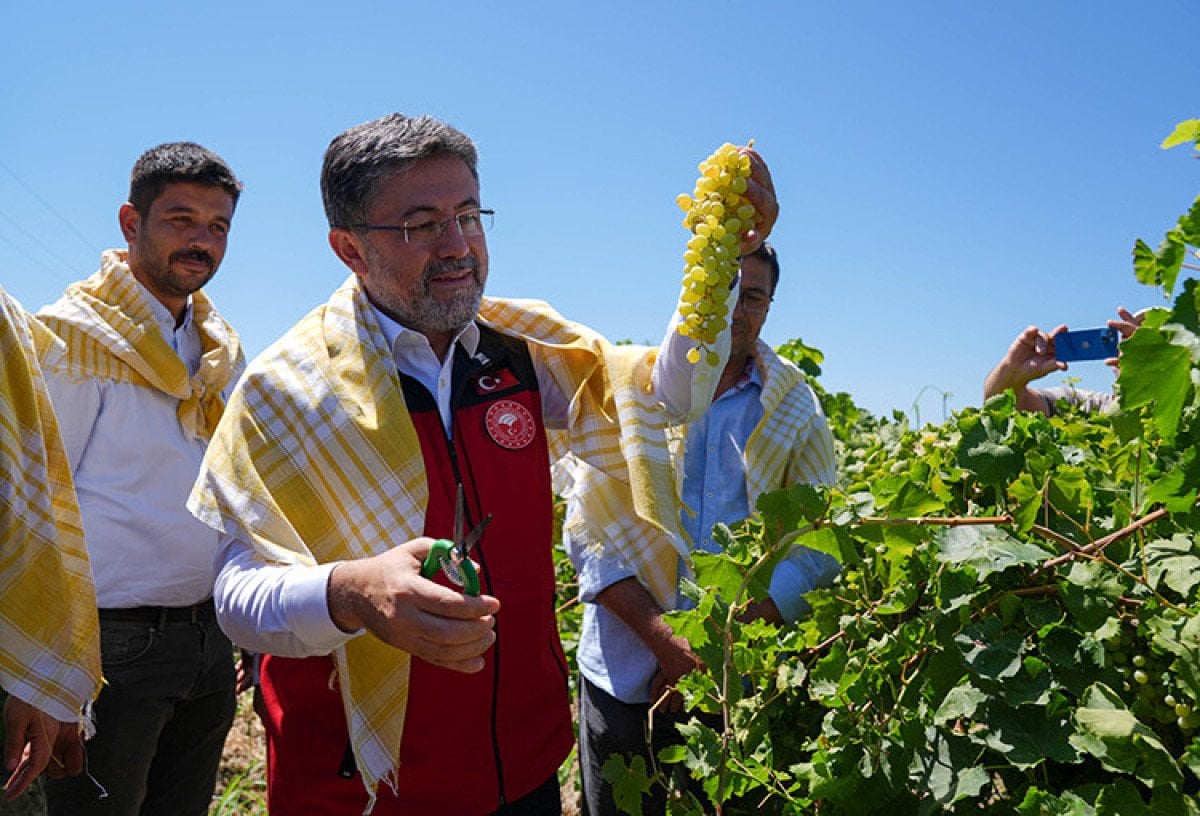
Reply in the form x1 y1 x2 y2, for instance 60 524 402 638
259 327 573 815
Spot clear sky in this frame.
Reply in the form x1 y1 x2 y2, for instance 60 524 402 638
1 1 1196 420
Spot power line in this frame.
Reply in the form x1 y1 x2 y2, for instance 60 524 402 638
0 208 85 284
0 157 99 257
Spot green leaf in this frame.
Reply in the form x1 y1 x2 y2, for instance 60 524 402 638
983 703 1079 768
757 483 826 527
775 337 825 378
1143 535 1200 597
1069 683 1182 787
1017 787 1096 815
935 525 1051 580
883 481 945 517
601 754 656 816
955 415 1024 486
957 621 1025 681
1117 327 1193 442
933 684 987 725
910 729 989 806
1059 561 1124 629
690 551 746 604
1161 119 1200 150
1178 196 1200 246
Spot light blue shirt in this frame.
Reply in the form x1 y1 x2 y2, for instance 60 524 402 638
566 361 840 703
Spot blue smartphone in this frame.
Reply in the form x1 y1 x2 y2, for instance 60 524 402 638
1054 327 1119 362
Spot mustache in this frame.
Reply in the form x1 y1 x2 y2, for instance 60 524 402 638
423 257 479 282
169 249 215 269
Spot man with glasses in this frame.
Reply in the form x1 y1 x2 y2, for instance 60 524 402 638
563 242 840 816
189 112 779 815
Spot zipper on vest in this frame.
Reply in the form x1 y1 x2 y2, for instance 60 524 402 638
446 411 509 807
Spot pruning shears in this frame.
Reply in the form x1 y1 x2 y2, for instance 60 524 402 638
421 485 491 596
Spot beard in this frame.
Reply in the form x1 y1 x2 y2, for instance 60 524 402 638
368 252 486 335
141 248 218 298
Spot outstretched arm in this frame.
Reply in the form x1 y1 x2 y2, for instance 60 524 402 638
983 324 1067 414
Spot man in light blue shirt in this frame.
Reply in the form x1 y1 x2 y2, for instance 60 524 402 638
565 242 840 816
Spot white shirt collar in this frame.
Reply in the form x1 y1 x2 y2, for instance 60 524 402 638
370 305 480 362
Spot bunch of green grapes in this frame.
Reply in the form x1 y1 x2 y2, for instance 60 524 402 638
1106 615 1198 736
675 142 756 365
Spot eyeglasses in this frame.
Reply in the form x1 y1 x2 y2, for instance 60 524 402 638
734 290 772 314
351 208 495 245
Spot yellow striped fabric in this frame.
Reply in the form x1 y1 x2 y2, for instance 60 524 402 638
743 340 837 499
37 250 241 441
0 286 101 726
190 277 685 805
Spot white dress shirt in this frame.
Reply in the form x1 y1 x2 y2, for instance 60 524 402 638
44 285 240 609
212 303 705 657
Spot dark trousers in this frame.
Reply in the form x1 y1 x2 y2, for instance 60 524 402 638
46 608 236 816
492 773 562 816
577 675 706 816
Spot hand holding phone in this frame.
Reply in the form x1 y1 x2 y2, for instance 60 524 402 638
1054 327 1120 362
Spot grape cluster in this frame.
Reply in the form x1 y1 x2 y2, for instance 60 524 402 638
675 142 756 365
1107 615 1198 735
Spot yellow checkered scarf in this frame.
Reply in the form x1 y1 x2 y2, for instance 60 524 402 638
37 249 241 441
0 287 101 726
190 276 685 804
743 341 837 498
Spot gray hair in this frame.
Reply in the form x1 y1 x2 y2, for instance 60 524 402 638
321 113 478 229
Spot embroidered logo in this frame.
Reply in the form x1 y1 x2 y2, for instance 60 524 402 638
485 399 536 450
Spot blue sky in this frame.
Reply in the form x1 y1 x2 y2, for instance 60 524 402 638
1 1 1196 419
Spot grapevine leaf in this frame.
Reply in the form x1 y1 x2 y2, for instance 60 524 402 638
909 729 988 806
1060 561 1124 629
657 744 686 764
775 337 824 377
1179 196 1200 246
881 480 945 517
1133 238 1170 291
1047 466 1093 518
1141 452 1200 512
809 640 849 703
1069 683 1182 787
932 684 987 725
1116 327 1192 442
955 413 1024 487
934 525 1051 581
1171 279 1200 335
1142 535 1200 597
957 620 1025 681
1017 787 1095 815
1161 119 1200 150
983 704 1079 768
690 551 746 604
601 754 655 816
756 483 826 527
1092 780 1157 815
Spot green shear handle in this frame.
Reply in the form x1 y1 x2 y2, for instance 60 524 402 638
420 484 491 597
421 539 481 596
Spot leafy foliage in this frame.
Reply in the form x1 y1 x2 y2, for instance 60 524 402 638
591 120 1200 814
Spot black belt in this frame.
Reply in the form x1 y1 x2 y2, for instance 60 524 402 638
98 598 216 625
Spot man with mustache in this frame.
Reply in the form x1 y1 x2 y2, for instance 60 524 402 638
37 143 245 816
189 112 778 815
